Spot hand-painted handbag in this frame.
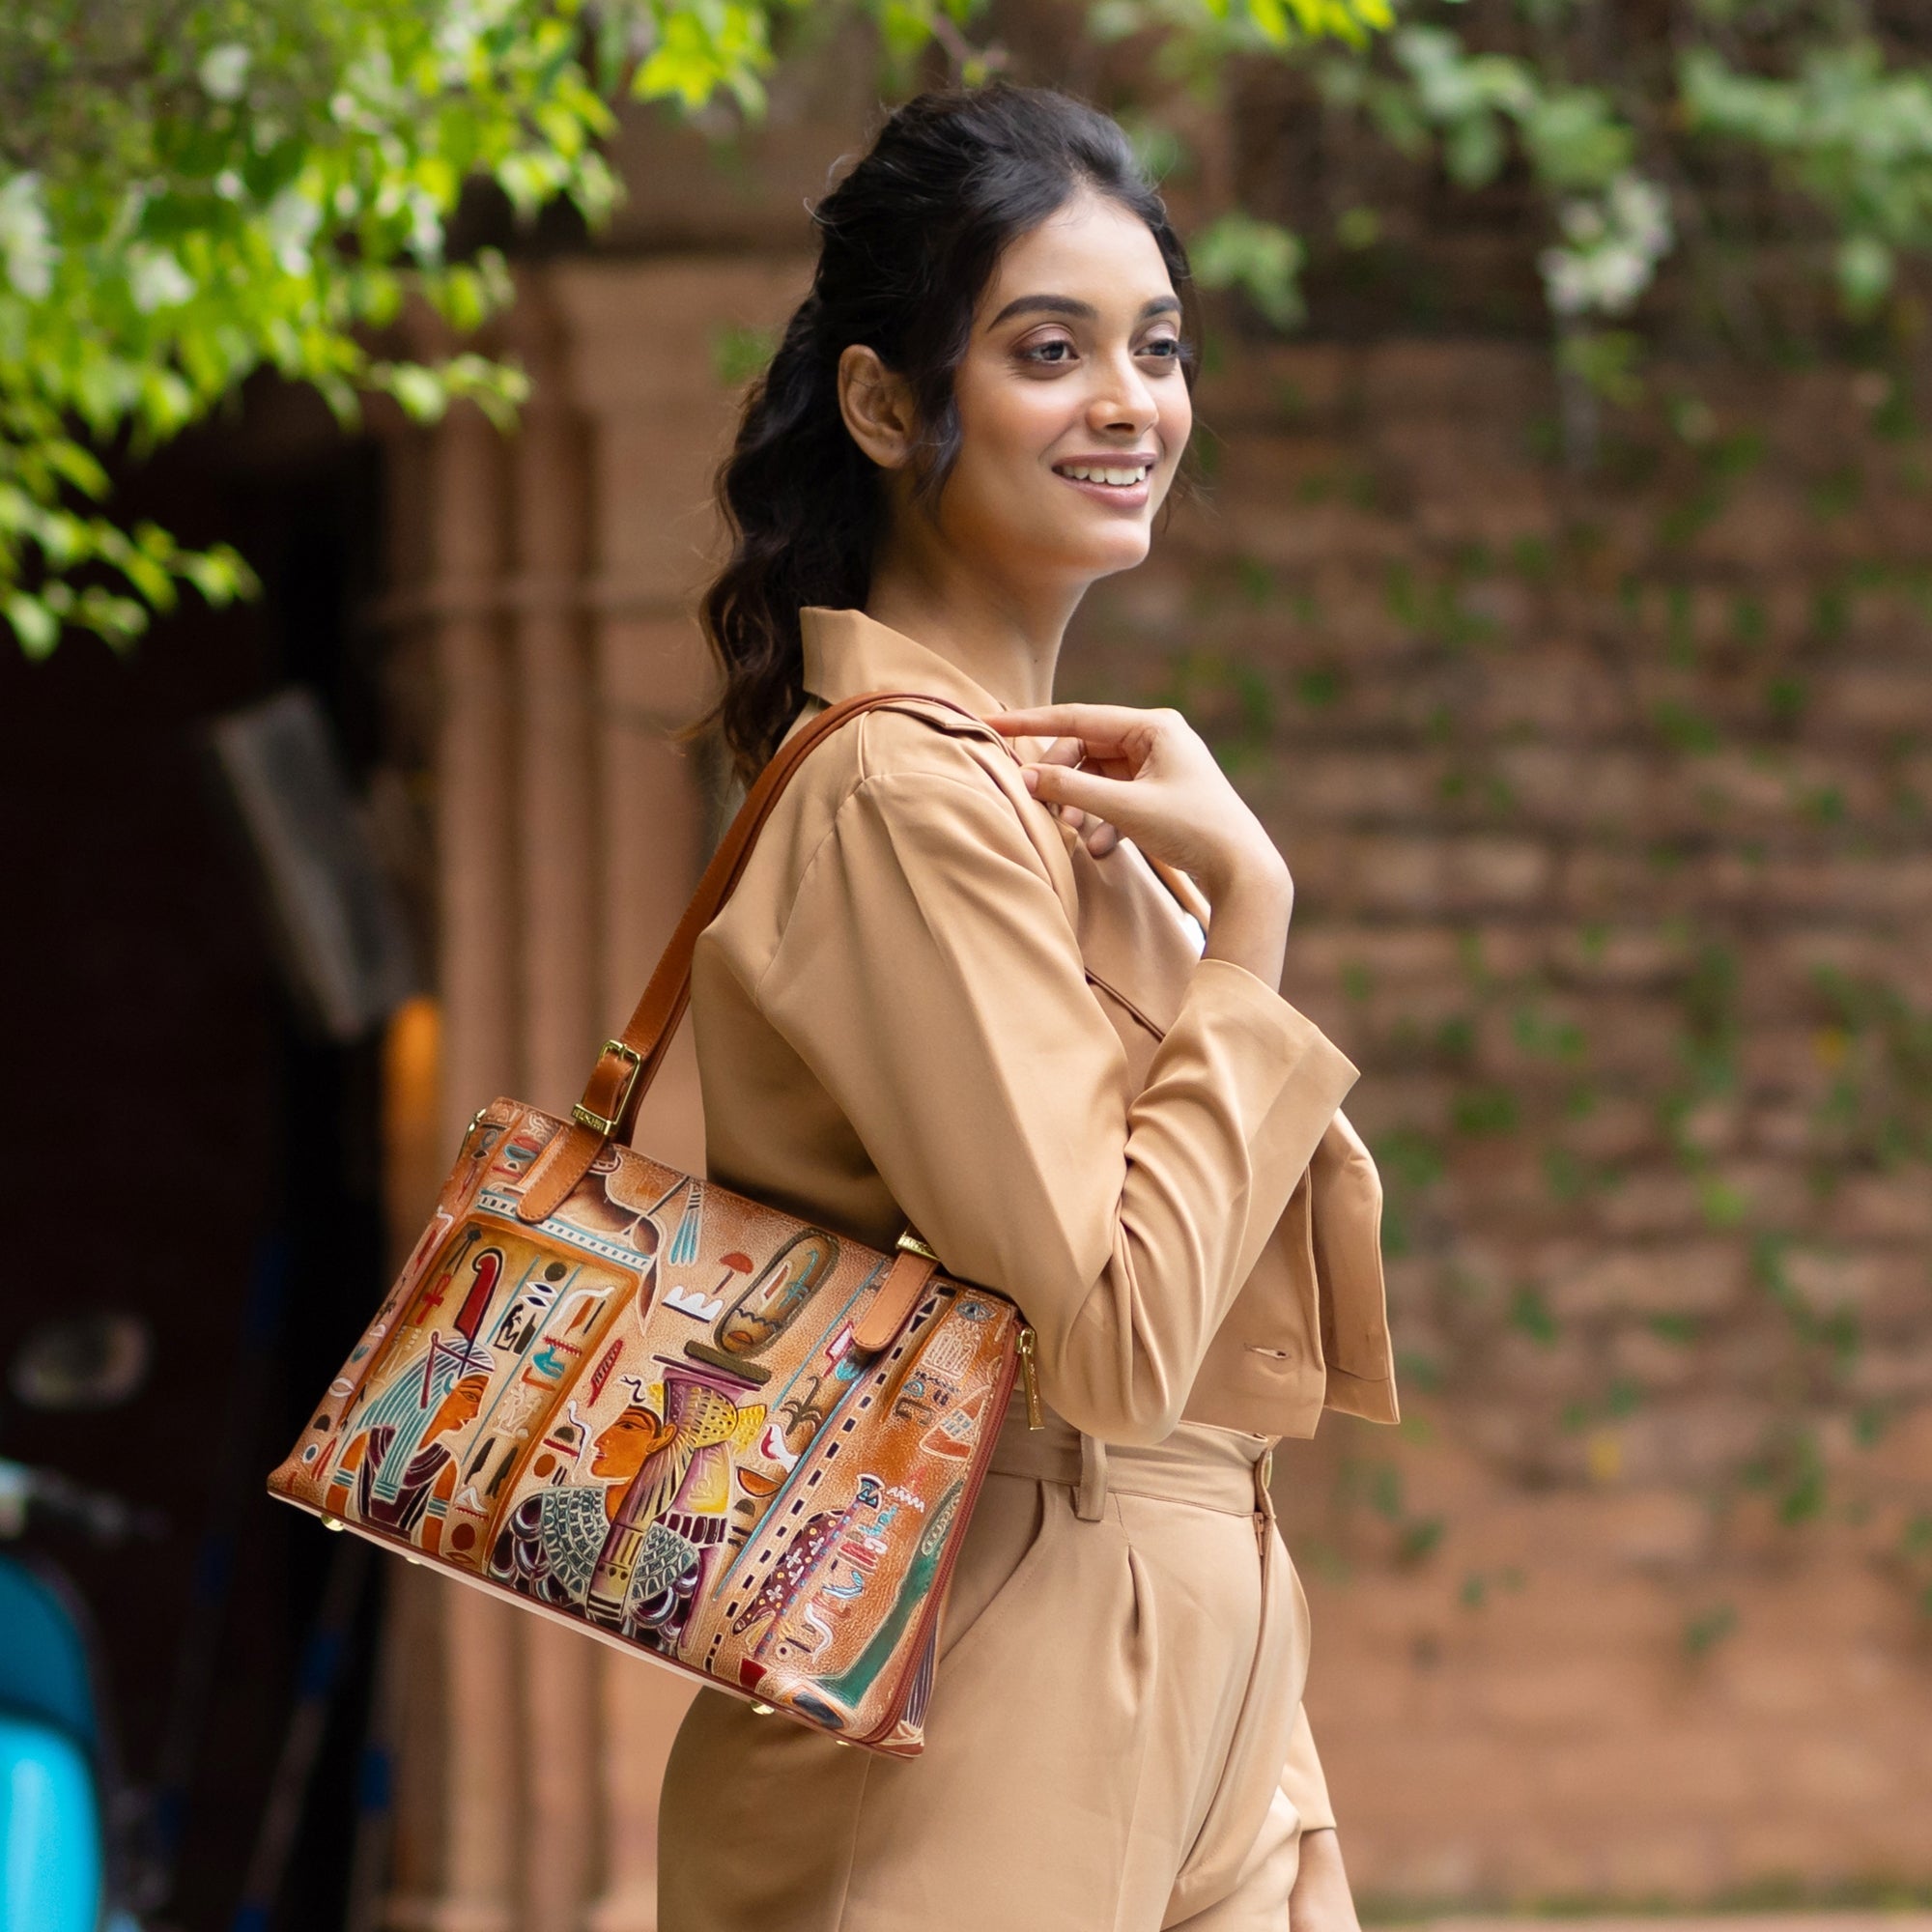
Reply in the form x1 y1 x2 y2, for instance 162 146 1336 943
268 692 1039 1757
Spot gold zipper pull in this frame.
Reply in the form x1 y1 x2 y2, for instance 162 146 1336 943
1016 1325 1043 1432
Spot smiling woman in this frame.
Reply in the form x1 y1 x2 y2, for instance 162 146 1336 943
662 83 1397 1932
837 193 1190 691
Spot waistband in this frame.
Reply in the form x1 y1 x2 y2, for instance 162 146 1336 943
987 1394 1274 1523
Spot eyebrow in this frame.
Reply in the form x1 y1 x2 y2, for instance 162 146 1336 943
986 293 1183 328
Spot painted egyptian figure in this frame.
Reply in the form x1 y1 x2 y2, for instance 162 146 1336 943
492 1362 769 1644
328 1341 496 1556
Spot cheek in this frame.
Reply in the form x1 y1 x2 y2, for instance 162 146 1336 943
952 366 1073 483
1159 380 1193 461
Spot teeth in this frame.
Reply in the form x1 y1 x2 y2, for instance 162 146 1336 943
1061 464 1150 486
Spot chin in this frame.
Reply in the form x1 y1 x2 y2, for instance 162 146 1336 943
1071 529 1154 580
1009 519 1152 582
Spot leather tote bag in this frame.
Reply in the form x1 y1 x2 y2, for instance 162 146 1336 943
268 692 1037 1757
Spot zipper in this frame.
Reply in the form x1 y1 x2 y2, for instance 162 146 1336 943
1017 1324 1043 1432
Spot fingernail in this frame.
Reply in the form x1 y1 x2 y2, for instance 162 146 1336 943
1021 767 1039 793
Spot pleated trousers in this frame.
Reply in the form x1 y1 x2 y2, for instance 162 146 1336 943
658 1398 1325 1931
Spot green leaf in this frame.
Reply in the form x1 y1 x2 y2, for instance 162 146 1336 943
1837 235 1894 315
1190 212 1307 330
4 590 58 657
1684 1604 1737 1655
1506 1283 1560 1346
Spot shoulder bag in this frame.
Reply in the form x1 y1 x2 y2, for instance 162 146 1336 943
267 692 1039 1757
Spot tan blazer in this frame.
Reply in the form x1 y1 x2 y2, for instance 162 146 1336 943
693 607 1398 1445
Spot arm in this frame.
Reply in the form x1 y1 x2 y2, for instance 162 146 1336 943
754 753 1356 1445
1292 1831 1362 1932
1280 1702 1357 1932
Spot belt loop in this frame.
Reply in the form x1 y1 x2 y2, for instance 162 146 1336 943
1075 1434 1109 1521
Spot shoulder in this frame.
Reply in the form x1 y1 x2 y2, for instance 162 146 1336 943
792 697 1017 798
706 699 1075 974
776 698 1049 853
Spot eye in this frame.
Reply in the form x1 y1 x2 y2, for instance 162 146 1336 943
1016 333 1078 368
1138 333 1183 365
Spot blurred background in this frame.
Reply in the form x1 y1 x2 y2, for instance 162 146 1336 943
4 2 1930 1929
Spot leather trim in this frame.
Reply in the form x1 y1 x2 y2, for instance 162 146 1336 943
852 1249 940 1354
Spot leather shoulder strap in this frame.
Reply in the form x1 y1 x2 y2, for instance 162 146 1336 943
516 689 983 1226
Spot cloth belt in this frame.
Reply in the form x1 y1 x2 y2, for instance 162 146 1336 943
987 1399 1276 1524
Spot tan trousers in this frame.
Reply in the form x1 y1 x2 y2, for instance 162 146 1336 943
658 1402 1329 1931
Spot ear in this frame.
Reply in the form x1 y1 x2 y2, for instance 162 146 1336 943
838 344 921 471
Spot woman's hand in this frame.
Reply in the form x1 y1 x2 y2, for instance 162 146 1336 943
988 702 1294 988
1031 731 1123 859
1290 1828 1362 1932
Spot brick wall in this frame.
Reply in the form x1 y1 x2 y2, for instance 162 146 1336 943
1070 338 1932 1905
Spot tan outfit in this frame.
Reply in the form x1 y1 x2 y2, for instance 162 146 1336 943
659 609 1397 1929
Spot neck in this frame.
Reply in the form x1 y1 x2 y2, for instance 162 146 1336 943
863 526 1085 710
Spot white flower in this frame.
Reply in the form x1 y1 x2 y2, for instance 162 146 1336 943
1540 171 1675 319
264 186 322 275
1608 174 1671 257
1539 248 1593 318
128 244 194 312
199 43 251 102
0 172 55 298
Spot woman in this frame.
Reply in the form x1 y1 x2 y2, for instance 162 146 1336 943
660 82 1398 1931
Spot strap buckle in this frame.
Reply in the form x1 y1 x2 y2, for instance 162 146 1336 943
572 1039 644 1137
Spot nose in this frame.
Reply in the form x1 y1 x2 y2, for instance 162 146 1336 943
1087 348 1158 441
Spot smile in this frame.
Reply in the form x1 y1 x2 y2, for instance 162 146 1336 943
1053 460 1153 489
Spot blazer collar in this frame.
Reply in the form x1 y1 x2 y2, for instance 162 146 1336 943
801 607 1015 719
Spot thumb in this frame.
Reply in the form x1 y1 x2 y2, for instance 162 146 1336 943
1023 760 1134 821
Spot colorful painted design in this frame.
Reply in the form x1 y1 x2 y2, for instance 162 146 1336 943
269 1096 1021 1757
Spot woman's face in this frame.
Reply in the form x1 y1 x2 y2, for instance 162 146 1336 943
925 189 1192 586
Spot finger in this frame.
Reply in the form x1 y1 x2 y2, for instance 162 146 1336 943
990 703 1162 756
1085 820 1122 857
1036 736 1087 768
1022 760 1139 821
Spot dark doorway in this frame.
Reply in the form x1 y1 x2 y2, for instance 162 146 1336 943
2 391 397 1932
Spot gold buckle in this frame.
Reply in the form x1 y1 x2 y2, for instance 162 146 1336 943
572 1039 643 1136
895 1231 939 1262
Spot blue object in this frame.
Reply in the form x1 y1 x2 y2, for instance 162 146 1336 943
0 1715 102 1932
0 1560 95 1749
0 1558 108 1932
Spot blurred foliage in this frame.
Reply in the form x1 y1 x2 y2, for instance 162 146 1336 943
0 0 1391 652
0 0 1002 652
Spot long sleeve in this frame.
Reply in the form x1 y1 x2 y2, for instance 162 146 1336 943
753 761 1358 1446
